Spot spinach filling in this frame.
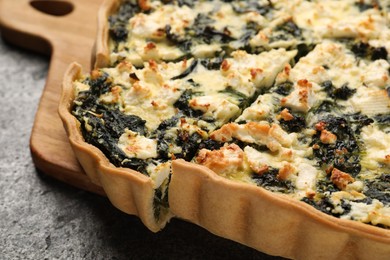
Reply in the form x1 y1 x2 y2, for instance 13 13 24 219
154 115 181 160
165 12 237 54
234 22 264 54
272 81 294 96
154 114 222 162
171 59 199 80
321 81 357 100
74 109 149 173
344 113 374 134
278 109 306 133
232 139 268 152
176 0 195 8
301 197 352 217
304 172 390 219
144 1 277 57
81 114 147 172
350 41 388 61
77 0 390 226
190 13 236 44
165 25 193 53
301 178 352 217
252 168 295 194
108 0 143 44
294 43 316 63
218 86 249 109
270 20 302 43
312 100 335 114
364 174 390 205
153 173 170 221
173 89 204 118
354 0 381 12
375 114 390 125
73 74 150 173
200 55 225 70
230 0 273 16
311 116 362 176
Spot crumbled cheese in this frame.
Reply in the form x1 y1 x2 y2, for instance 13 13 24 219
147 161 171 189
343 200 390 227
281 81 318 112
361 125 390 169
73 0 390 228
293 0 386 40
189 96 240 126
350 88 390 116
118 129 158 159
210 122 293 152
237 94 274 122
295 163 318 195
196 144 252 183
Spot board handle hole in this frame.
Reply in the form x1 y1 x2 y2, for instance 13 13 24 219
30 0 74 16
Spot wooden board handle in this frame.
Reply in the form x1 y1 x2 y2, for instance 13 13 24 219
0 0 99 61
0 0 106 184
0 0 106 196
0 1 63 52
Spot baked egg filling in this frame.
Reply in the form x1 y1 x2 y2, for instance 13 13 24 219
72 0 390 227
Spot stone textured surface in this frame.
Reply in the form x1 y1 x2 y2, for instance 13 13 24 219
0 35 285 260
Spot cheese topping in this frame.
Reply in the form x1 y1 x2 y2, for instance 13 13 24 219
293 0 387 40
118 129 158 159
73 0 390 227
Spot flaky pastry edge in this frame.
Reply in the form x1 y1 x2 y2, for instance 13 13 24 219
58 0 390 258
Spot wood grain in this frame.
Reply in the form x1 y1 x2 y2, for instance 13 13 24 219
0 0 106 195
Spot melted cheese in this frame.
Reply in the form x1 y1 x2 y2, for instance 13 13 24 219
343 200 390 227
350 88 390 116
110 0 285 66
281 80 319 112
295 163 318 195
74 0 390 227
244 146 283 170
293 0 386 40
147 161 171 189
189 96 240 125
227 49 297 90
196 144 252 183
289 41 357 86
118 129 157 159
237 94 274 122
250 12 300 50
361 125 390 170
211 122 294 152
112 4 196 65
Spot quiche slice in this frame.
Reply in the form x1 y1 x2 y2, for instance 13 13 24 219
59 0 390 259
61 43 295 230
95 0 310 67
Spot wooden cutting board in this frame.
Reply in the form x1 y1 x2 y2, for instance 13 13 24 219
0 0 106 195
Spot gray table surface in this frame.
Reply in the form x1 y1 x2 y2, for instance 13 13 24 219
0 34 286 260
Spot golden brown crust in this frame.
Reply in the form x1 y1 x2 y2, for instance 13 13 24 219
58 62 172 232
330 168 355 190
195 144 245 175
93 0 120 69
170 160 390 259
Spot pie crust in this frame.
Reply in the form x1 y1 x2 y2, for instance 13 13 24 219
58 0 390 258
93 0 118 69
170 160 390 259
59 63 173 232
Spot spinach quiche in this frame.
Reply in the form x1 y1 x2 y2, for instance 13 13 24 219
59 0 390 259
